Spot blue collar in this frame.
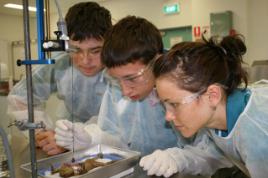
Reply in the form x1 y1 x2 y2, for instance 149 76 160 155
216 89 251 137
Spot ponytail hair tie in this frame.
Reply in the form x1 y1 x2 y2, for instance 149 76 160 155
202 33 227 56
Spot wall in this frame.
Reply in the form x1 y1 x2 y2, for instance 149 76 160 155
49 0 256 64
191 0 248 36
0 14 37 131
191 0 249 63
247 0 268 64
1 0 268 72
49 0 192 33
0 13 36 41
0 13 37 78
0 40 9 78
102 0 192 29
99 0 267 64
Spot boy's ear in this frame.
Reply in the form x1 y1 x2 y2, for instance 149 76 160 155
206 84 223 107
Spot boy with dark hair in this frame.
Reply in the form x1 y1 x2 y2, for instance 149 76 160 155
55 16 187 155
8 2 112 155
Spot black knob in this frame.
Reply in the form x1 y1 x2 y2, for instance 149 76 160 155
17 59 22 66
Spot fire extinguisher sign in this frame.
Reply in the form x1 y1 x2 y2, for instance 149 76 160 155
193 26 201 37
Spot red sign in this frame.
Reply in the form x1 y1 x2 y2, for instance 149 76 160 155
194 26 201 37
229 29 236 36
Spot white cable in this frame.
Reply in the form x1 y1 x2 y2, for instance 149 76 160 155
54 0 69 40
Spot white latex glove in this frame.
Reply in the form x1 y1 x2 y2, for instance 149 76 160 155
139 149 178 178
55 120 92 151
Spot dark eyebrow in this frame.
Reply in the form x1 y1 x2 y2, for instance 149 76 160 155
72 45 102 51
89 46 102 50
121 73 137 79
109 72 136 80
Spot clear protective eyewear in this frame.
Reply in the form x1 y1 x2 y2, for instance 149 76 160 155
110 60 155 88
163 83 228 114
163 90 205 114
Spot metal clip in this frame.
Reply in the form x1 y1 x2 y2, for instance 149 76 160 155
8 120 46 131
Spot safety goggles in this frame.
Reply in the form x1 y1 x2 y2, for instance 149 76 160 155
110 58 155 88
163 83 228 114
163 89 205 114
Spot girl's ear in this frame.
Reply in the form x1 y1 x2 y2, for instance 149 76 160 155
206 84 224 108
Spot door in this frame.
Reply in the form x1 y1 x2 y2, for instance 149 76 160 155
160 26 192 50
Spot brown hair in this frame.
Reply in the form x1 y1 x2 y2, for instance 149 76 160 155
101 16 163 68
153 35 248 95
65 2 112 41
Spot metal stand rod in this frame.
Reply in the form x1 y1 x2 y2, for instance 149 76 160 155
22 0 38 177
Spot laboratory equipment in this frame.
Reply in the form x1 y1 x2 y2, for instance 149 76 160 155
15 0 70 177
21 144 140 178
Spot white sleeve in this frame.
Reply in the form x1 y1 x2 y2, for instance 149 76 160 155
84 123 128 149
166 131 233 176
8 93 54 130
7 94 29 115
9 110 54 130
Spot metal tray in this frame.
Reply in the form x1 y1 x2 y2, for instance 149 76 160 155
20 144 141 178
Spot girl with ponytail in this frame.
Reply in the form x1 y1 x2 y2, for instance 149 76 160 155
139 35 268 178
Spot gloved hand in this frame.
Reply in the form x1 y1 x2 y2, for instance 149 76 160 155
139 149 178 178
55 120 92 151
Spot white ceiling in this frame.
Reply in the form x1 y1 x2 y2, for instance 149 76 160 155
0 0 108 17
